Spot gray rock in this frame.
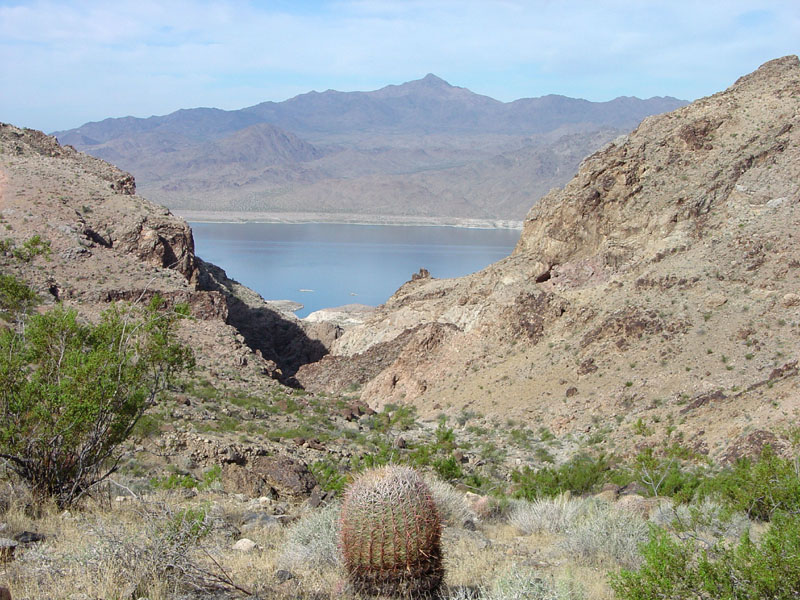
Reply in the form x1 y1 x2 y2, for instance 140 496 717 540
275 569 295 583
240 512 280 532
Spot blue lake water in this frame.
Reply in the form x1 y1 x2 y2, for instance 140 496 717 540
190 222 521 318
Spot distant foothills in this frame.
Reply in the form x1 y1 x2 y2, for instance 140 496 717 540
54 74 686 226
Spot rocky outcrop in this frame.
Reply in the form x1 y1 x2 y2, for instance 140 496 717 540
195 259 329 381
0 121 331 399
1 123 136 195
512 55 800 276
221 455 317 500
1 123 197 282
111 213 196 281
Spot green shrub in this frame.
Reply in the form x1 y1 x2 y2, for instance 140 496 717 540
311 459 347 494
697 446 800 520
0 297 193 506
628 447 705 501
150 472 197 491
433 455 463 481
169 506 211 539
512 453 614 499
0 273 38 319
610 526 698 599
12 235 51 261
199 464 221 490
364 403 418 433
611 513 800 599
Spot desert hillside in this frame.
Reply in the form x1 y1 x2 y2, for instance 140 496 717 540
1 58 800 600
297 56 800 463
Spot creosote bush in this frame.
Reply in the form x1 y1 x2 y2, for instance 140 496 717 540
511 453 617 500
0 294 193 507
695 445 800 520
611 512 800 600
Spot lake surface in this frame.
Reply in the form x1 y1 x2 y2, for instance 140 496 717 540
190 223 521 318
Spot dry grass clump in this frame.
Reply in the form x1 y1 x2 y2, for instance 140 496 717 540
508 494 587 535
560 500 648 569
279 500 341 569
423 474 474 527
650 497 751 543
483 566 586 600
1 490 288 599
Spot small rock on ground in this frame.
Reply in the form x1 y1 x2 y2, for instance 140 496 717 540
232 538 257 552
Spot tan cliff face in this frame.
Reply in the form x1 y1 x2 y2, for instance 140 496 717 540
296 56 800 461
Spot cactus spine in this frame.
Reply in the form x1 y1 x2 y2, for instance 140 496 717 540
339 466 444 597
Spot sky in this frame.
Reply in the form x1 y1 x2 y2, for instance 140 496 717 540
1 0 798 133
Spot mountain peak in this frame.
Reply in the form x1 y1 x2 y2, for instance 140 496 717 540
418 73 451 87
731 54 799 91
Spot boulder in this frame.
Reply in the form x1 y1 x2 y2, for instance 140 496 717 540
782 293 800 307
222 455 317 500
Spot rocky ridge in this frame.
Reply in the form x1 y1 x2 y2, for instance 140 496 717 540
55 76 685 222
0 123 334 389
296 57 800 461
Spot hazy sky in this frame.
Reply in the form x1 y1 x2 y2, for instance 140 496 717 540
1 0 798 133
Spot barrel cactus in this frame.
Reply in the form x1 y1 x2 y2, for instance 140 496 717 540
339 465 444 597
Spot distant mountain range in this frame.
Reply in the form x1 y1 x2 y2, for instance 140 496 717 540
54 74 687 223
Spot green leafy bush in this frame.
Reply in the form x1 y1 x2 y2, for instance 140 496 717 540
0 273 39 321
0 296 193 506
311 459 347 494
433 455 463 481
611 513 800 599
150 472 198 491
169 506 211 539
697 446 800 520
627 447 705 501
364 403 418 433
12 235 51 262
511 453 615 499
